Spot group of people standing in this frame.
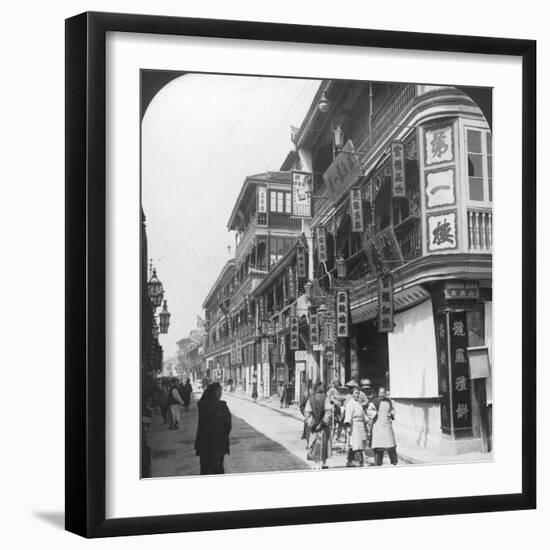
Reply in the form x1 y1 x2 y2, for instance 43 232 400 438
300 379 398 469
158 377 193 430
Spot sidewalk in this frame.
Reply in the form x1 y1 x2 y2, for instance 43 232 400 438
226 389 492 467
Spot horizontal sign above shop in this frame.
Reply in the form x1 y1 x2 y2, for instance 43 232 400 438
444 280 479 300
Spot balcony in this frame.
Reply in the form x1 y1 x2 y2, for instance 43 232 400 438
394 216 422 262
467 208 492 252
269 212 302 231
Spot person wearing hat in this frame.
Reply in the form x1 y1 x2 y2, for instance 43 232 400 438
367 386 398 466
343 386 370 467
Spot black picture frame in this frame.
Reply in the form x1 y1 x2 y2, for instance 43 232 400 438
65 11 536 538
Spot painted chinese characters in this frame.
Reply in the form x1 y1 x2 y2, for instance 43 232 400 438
316 226 328 262
289 315 299 350
349 188 364 232
296 246 307 279
309 307 319 345
335 290 349 337
425 168 455 208
449 311 472 430
427 211 458 252
377 274 394 333
291 171 312 218
425 125 454 165
391 142 406 197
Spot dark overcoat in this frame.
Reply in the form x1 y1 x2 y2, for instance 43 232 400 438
194 399 232 458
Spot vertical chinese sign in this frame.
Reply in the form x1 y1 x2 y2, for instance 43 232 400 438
291 171 312 218
349 188 364 232
290 315 300 350
435 314 452 433
391 142 406 197
335 290 349 338
309 307 319 346
296 246 307 279
257 186 267 215
317 226 328 262
287 266 296 300
377 273 394 332
449 311 472 432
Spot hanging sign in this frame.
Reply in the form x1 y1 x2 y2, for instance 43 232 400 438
323 140 362 200
272 341 281 364
377 273 394 333
291 171 313 218
317 226 328 262
236 339 242 364
321 311 336 344
258 295 266 321
290 315 300 350
335 290 349 338
391 142 406 197
296 246 307 279
309 307 319 346
261 337 269 364
349 188 364 232
257 186 267 213
230 343 236 365
287 266 296 300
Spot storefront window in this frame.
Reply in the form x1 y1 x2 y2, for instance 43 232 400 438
467 305 485 347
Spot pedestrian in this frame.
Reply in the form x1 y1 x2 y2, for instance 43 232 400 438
181 377 193 411
303 381 333 469
194 382 232 475
343 387 370 467
299 380 313 441
159 383 170 424
327 379 343 441
168 382 185 429
278 381 286 408
251 375 258 403
367 387 398 466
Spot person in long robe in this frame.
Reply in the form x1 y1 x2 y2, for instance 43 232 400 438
194 383 232 475
344 387 370 467
303 381 333 469
181 378 193 411
367 387 398 466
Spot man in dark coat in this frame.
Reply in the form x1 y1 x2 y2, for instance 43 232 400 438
194 382 232 475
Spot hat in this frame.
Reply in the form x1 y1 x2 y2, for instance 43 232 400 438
359 378 372 388
345 379 359 388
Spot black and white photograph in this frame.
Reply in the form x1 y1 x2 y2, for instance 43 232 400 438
140 73 494 478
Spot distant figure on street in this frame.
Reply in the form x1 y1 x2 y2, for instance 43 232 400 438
278 381 287 408
194 382 232 475
344 387 370 467
251 376 258 403
303 381 333 469
168 383 185 430
327 379 343 441
181 378 193 411
299 380 313 441
159 383 170 425
367 387 398 466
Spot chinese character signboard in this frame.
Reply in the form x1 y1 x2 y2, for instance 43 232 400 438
424 125 454 166
317 226 328 262
349 188 364 232
236 339 242 364
309 307 319 346
323 140 362 200
377 274 394 332
230 343 236 365
365 226 403 273
335 290 349 338
427 211 458 252
391 142 406 197
258 295 266 321
261 337 269 364
290 315 300 350
435 314 452 433
449 311 472 431
425 167 455 208
287 266 296 300
291 171 313 218
296 246 307 279
444 280 479 300
257 186 267 213
322 311 336 344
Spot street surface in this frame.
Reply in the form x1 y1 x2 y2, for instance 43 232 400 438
148 392 311 477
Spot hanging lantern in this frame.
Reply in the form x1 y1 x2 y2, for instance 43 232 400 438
336 255 347 278
333 125 344 150
159 300 171 334
147 267 164 308
318 89 331 113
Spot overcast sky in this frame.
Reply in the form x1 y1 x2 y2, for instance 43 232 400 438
142 73 320 357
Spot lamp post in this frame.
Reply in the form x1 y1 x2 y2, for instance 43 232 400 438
159 300 171 334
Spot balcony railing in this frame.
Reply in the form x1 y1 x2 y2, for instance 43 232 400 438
467 208 492 252
268 212 302 231
394 216 422 261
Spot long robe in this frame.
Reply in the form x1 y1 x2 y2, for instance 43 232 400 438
304 394 333 462
368 398 396 449
344 399 368 451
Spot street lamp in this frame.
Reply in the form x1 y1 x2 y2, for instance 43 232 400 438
147 267 164 308
159 300 171 334
333 124 344 150
336 255 347 278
